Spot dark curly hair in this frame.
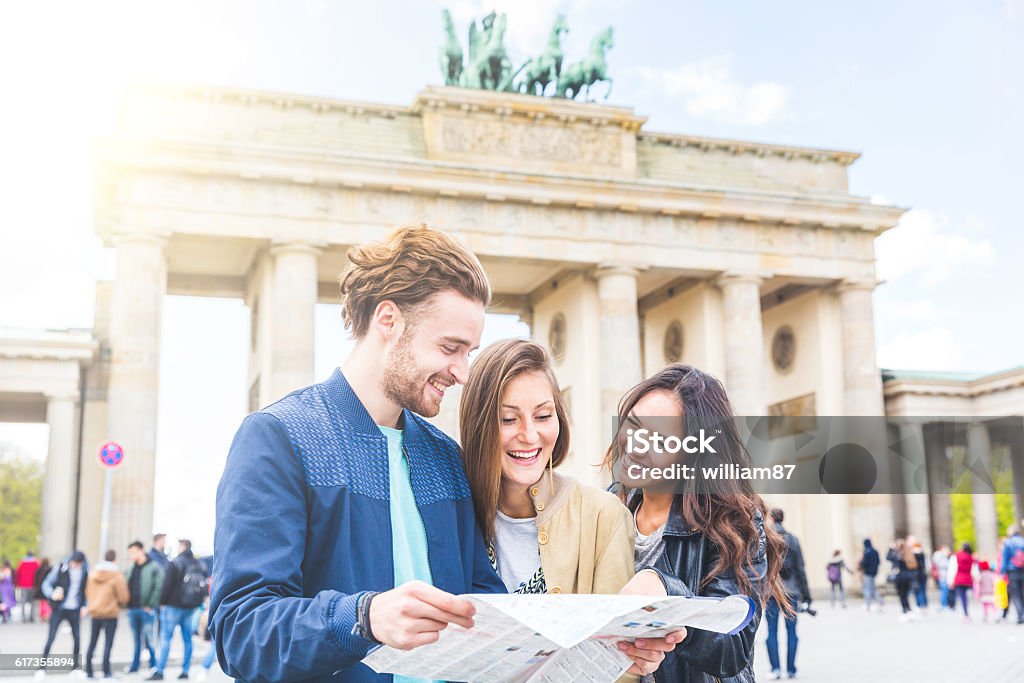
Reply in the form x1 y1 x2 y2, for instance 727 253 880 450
604 363 792 614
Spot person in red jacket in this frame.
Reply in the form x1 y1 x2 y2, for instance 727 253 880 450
952 542 975 621
15 550 40 623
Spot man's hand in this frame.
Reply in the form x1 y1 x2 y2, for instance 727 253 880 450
368 580 476 650
51 587 64 602
617 631 686 676
619 569 667 596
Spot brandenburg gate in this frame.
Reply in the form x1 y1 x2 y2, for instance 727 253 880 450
84 82 904 562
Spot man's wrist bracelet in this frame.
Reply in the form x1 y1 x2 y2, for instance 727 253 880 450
356 591 380 645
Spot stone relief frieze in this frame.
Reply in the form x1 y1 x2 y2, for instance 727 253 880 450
364 192 387 215
793 226 815 253
455 199 485 230
410 195 432 223
757 224 780 250
591 208 626 240
441 119 621 167
674 217 697 242
717 221 742 248
122 172 875 272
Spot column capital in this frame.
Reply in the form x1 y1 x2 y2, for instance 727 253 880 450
594 263 642 279
835 278 879 294
111 232 169 250
270 241 324 258
44 391 79 403
714 271 769 289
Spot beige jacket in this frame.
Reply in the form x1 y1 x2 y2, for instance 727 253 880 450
527 472 635 595
85 562 129 618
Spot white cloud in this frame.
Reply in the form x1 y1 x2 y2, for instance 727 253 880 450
874 297 939 322
877 327 960 371
634 56 789 125
875 208 996 287
1005 0 1024 20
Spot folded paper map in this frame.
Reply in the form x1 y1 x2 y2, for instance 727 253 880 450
362 593 756 683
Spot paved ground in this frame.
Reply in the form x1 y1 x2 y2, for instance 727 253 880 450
1 596 1022 682
752 597 1024 682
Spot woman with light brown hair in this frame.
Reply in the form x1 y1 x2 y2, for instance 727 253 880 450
460 338 634 595
460 338 682 676
604 364 790 683
886 537 920 619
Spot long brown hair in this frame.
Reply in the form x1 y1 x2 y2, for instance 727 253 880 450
603 364 791 613
460 340 571 544
895 539 918 570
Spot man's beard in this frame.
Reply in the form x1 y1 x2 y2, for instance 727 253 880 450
380 330 442 418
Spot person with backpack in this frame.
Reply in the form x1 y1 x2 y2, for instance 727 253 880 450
38 551 89 677
1001 523 1024 624
148 540 208 681
886 538 919 621
859 538 884 612
826 549 853 608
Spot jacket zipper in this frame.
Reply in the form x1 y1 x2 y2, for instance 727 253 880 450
402 443 435 582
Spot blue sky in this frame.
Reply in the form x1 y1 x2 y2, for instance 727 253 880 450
0 0 1021 551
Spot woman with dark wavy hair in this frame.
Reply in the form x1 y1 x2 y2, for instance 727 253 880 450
607 364 790 683
460 339 683 677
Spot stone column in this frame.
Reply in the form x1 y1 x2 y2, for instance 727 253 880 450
1011 439 1024 527
106 234 166 557
595 265 642 428
39 393 79 559
715 273 765 416
924 422 953 549
269 243 320 401
888 422 909 536
828 493 855 559
836 280 885 416
967 422 999 560
899 423 933 543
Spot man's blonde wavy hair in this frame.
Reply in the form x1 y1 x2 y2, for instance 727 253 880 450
339 224 491 339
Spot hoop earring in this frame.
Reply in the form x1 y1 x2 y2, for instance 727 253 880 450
548 452 554 496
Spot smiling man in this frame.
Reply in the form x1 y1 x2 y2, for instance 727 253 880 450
209 225 506 682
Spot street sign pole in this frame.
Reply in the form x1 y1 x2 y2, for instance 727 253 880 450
96 441 125 556
98 469 113 556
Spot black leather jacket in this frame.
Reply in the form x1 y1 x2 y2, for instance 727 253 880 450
629 492 766 683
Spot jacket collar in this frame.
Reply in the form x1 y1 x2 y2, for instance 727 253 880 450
323 368 432 449
625 490 700 538
530 471 575 525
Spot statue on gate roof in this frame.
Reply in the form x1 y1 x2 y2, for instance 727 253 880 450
439 9 613 101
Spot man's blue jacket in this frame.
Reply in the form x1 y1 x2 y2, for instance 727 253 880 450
209 369 505 682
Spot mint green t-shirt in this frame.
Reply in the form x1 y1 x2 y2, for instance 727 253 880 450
379 426 437 683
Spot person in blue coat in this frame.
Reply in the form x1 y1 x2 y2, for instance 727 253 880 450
210 226 676 682
210 226 503 683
